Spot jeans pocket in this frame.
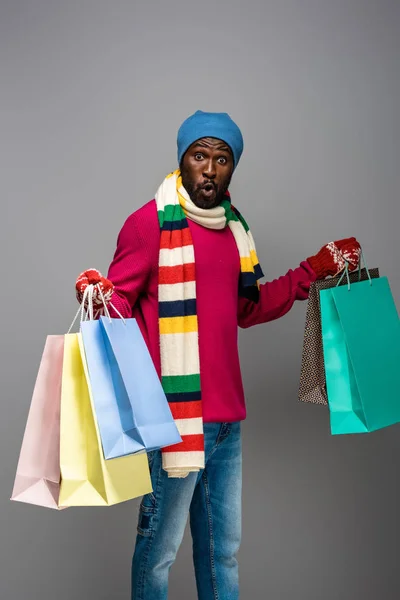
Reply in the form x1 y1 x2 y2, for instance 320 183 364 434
217 422 232 444
147 450 156 470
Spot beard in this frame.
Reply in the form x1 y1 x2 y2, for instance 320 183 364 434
180 167 232 210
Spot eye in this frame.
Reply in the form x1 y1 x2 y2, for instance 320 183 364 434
194 153 204 161
218 157 228 165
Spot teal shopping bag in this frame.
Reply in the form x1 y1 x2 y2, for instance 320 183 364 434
320 267 400 435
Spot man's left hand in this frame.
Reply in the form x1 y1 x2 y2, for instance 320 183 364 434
307 237 361 280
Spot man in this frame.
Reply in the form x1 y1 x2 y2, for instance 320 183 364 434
76 110 360 599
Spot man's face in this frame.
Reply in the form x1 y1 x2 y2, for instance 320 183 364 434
180 137 234 209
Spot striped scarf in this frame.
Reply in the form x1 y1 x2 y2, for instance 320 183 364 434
155 170 263 478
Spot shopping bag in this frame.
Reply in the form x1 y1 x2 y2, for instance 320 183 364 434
298 268 379 405
80 315 181 460
58 333 152 507
320 271 400 434
11 336 65 509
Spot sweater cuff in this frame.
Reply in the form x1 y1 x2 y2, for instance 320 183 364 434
306 250 333 280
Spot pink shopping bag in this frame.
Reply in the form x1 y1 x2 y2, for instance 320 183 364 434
11 335 65 509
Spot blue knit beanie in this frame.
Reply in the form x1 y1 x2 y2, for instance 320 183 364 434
177 110 244 169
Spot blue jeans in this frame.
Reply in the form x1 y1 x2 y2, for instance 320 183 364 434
132 422 242 600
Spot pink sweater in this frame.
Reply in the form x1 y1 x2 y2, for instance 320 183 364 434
107 200 317 423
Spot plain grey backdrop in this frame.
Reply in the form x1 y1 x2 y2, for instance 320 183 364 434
1 0 399 598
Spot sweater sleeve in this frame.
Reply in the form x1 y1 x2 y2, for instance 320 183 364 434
238 260 317 329
106 212 153 318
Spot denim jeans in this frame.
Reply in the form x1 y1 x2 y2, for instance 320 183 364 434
131 422 242 600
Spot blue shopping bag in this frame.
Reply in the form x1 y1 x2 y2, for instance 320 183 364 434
320 262 400 435
80 316 182 459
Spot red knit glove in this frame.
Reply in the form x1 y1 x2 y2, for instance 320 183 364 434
307 237 361 280
75 268 114 310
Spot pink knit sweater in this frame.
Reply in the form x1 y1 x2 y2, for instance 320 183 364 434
107 200 317 423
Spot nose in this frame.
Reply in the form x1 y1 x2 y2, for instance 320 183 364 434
202 159 216 180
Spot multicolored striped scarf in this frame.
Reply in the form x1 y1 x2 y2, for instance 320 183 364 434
155 170 263 478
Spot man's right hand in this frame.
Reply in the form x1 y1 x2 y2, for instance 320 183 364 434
75 268 114 309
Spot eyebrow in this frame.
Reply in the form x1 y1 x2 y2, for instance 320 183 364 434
192 142 231 154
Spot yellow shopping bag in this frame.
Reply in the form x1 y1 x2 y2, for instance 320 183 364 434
59 333 152 507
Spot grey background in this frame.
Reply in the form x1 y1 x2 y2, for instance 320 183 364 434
1 0 399 598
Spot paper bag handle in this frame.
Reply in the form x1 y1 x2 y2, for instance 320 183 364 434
336 246 372 291
67 283 125 333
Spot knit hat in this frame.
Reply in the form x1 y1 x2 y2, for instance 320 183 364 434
177 110 244 169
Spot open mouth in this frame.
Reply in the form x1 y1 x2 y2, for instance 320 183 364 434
201 182 216 197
